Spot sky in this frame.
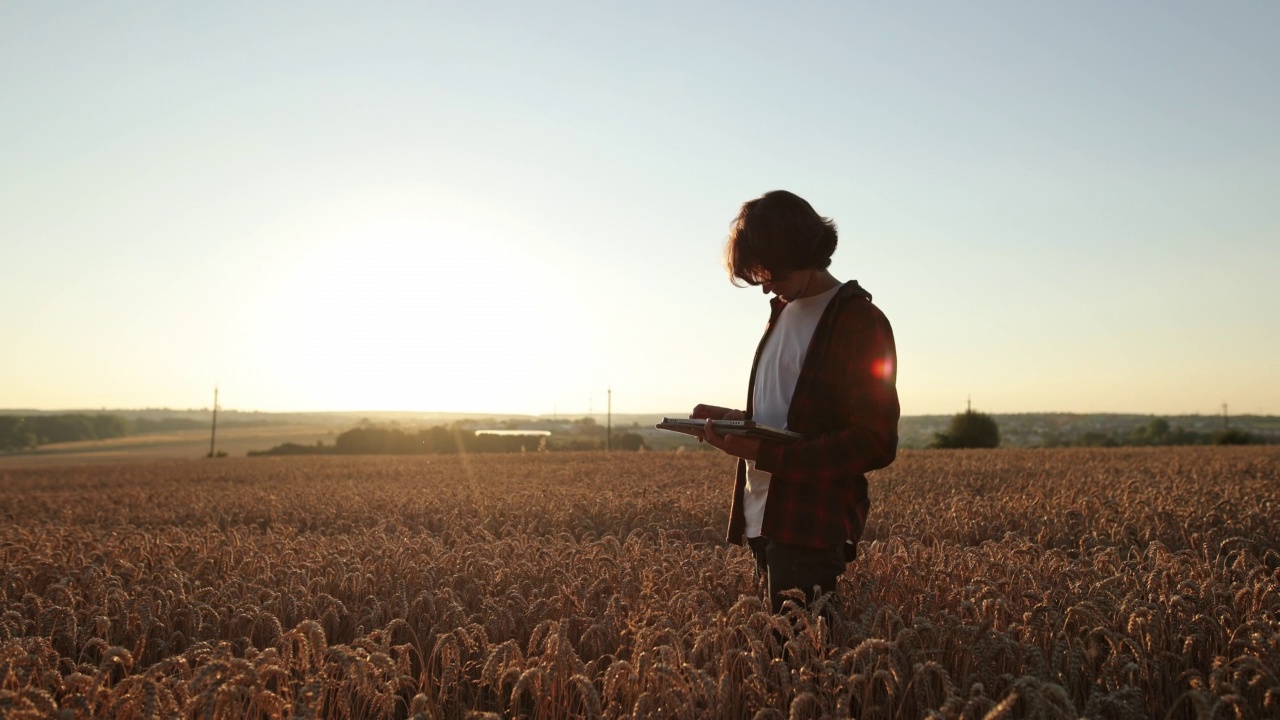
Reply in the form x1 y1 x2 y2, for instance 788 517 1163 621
2 2 1277 417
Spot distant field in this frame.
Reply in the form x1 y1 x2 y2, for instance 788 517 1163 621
0 424 338 467
1 448 1277 718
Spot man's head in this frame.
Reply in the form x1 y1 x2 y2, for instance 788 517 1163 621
724 190 838 289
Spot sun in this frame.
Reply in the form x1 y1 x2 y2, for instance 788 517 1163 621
244 222 594 414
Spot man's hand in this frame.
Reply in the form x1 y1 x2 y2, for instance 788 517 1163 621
688 404 757 459
695 418 761 461
690 404 745 421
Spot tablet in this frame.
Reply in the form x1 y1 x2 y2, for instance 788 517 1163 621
655 417 803 442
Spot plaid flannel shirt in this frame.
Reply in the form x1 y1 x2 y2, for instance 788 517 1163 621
727 280 899 561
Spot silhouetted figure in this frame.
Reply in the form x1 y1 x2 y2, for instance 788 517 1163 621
691 190 899 614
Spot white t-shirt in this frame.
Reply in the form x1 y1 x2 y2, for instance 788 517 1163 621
742 284 841 538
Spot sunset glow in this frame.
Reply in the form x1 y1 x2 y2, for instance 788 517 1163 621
1 3 1276 416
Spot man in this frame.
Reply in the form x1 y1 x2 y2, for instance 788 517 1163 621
693 190 899 614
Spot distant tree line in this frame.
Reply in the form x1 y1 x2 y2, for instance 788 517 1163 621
0 414 130 451
1038 417 1264 447
924 411 1267 450
0 413 275 452
248 423 647 457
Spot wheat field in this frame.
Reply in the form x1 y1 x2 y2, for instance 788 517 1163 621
1 447 1277 719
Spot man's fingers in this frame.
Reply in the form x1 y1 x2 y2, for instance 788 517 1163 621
692 404 739 420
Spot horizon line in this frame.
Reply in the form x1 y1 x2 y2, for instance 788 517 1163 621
1 406 1272 419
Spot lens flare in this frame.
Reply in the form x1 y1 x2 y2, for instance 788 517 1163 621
872 356 895 380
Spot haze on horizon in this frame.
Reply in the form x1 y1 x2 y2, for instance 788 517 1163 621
2 3 1277 418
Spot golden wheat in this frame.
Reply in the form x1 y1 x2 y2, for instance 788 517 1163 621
0 447 1276 718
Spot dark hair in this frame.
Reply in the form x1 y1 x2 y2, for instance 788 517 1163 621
724 190 838 286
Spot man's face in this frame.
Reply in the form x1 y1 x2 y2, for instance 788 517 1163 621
761 269 811 302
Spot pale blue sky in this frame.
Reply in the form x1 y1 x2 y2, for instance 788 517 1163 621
2 2 1277 416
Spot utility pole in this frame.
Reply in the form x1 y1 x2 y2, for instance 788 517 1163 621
1223 403 1229 431
607 386 612 452
208 386 219 458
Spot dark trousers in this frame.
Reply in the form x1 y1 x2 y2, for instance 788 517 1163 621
748 537 846 614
